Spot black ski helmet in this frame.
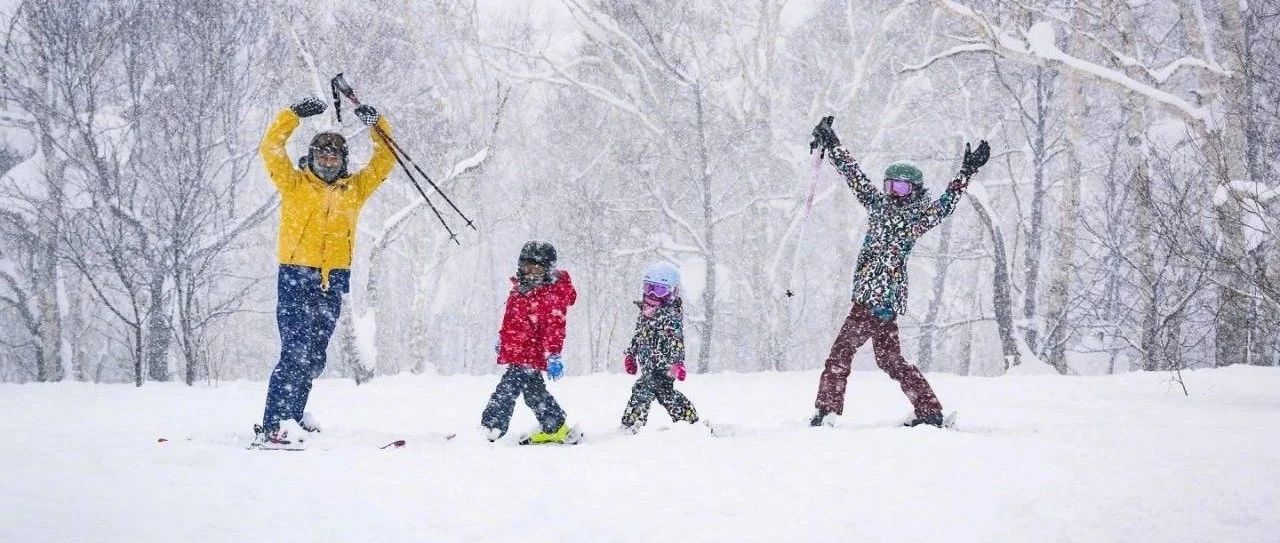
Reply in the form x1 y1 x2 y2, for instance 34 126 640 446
306 132 350 181
518 241 557 268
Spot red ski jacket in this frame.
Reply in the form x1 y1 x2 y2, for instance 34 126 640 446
497 270 577 370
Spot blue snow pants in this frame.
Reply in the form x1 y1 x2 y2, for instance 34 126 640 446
481 366 566 435
261 265 349 432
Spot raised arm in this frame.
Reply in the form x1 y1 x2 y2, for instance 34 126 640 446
910 140 991 237
810 115 882 209
349 104 397 199
260 97 327 193
911 175 970 236
829 146 884 209
259 110 301 193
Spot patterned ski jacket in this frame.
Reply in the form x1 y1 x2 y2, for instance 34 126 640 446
260 109 396 290
625 297 685 374
829 146 969 316
497 270 577 370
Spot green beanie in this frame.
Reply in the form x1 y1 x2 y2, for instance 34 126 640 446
884 161 923 186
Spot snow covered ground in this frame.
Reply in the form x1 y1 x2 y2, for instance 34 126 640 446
3 366 1278 542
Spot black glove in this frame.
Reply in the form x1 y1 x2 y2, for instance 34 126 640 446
355 104 380 127
959 140 990 177
290 97 327 118
809 115 841 154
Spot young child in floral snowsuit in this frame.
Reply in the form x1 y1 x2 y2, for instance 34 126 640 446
808 115 989 428
619 263 699 432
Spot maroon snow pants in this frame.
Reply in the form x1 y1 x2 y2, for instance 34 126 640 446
815 304 943 418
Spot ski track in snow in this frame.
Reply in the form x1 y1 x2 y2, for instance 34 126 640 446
2 367 1278 542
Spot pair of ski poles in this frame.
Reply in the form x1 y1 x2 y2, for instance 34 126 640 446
330 73 476 244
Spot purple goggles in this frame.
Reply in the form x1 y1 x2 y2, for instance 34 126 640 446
644 281 673 298
884 178 914 197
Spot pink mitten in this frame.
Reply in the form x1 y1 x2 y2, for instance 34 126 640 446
668 362 686 381
624 355 638 375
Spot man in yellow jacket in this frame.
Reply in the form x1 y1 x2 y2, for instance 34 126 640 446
253 96 396 448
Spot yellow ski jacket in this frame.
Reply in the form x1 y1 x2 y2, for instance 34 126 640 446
259 109 395 290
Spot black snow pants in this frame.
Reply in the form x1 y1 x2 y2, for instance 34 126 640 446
481 366 566 435
620 371 698 428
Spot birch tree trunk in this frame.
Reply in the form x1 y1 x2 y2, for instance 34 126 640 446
1207 2 1253 367
35 133 65 382
1114 0 1159 371
144 271 171 382
1043 53 1085 375
338 295 375 385
1021 66 1051 354
918 217 954 372
695 84 717 374
969 195 1020 370
957 308 974 376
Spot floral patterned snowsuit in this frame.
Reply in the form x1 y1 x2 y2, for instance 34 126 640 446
620 297 698 428
815 146 970 419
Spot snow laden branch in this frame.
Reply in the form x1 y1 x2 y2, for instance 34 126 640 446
1078 30 1231 84
644 174 709 256
710 193 789 226
900 42 992 73
369 145 493 252
369 88 509 253
482 45 666 138
191 195 278 261
562 0 683 88
926 0 1214 127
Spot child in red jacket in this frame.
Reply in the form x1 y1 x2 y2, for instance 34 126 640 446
481 241 581 445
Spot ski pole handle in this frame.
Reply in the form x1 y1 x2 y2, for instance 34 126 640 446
332 73 357 102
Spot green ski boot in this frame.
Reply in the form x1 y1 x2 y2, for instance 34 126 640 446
518 424 583 445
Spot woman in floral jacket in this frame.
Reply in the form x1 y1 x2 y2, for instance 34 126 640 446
808 115 989 428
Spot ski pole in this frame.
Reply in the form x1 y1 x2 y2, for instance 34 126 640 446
385 137 460 244
332 73 477 230
330 74 459 243
784 152 824 298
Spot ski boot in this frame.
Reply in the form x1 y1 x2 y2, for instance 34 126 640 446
250 424 304 450
299 412 322 433
809 410 837 427
484 427 506 443
902 413 944 428
518 424 583 445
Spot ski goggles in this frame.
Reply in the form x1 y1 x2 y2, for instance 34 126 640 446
884 178 914 197
643 281 673 298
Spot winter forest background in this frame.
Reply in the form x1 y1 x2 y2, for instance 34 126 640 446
0 0 1276 386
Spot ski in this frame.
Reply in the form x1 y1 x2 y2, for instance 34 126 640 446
159 431 456 451
246 442 307 452
517 425 584 446
650 420 735 437
804 410 961 431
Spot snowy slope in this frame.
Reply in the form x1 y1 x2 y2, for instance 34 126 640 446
2 367 1278 542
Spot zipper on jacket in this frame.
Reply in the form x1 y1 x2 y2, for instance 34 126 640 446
318 188 336 290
